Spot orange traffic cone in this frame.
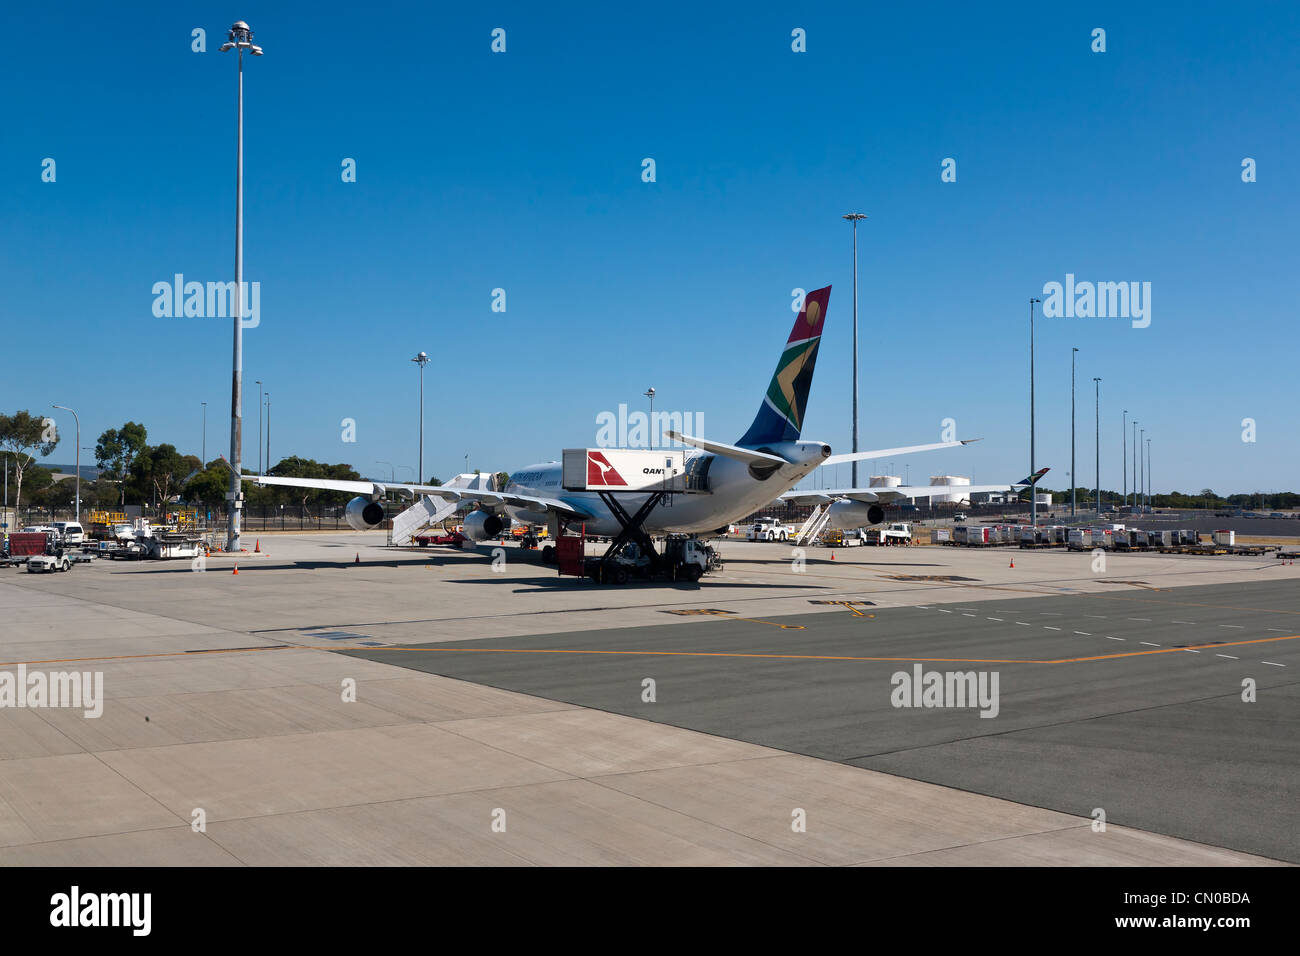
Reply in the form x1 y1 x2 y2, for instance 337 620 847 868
1009 559 1015 568
355 553 360 564
232 564 239 575
831 552 835 560
254 539 260 553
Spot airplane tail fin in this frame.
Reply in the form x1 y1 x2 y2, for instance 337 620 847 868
737 286 831 446
1015 467 1050 487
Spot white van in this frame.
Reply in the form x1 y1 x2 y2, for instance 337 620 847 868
54 522 85 545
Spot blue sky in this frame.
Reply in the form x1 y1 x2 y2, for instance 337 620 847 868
4 1 1296 494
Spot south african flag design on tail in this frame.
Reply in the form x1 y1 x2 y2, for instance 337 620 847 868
737 286 831 446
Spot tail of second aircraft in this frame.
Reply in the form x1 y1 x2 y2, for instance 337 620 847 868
737 285 831 447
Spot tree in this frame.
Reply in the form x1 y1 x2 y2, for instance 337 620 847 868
495 471 510 490
185 461 230 509
0 410 59 521
128 444 199 511
95 423 148 506
27 466 71 511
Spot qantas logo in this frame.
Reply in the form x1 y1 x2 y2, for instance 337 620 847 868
586 451 628 486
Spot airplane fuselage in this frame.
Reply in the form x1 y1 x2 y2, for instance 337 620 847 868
503 441 831 536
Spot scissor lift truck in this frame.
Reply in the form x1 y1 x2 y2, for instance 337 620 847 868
556 448 718 584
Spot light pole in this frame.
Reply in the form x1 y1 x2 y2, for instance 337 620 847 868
1122 409 1127 508
201 402 207 463
51 404 80 522
1139 428 1145 512
1132 420 1138 511
376 460 394 483
256 380 263 475
644 387 655 447
1093 378 1101 515
1071 347 1078 517
1146 437 1152 510
219 20 263 552
412 352 429 481
843 213 866 487
265 393 271 473
1029 297 1040 526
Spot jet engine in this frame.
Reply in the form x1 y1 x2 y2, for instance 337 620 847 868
463 509 511 542
826 499 886 529
344 496 386 531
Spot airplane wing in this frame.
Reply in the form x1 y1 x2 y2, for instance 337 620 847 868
780 469 1049 506
242 474 596 520
821 439 980 466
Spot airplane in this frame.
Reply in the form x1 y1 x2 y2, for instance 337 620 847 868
777 467 1051 531
241 285 999 546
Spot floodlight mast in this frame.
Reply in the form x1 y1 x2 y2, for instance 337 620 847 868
220 20 262 552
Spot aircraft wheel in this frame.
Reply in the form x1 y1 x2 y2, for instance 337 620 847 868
541 545 556 564
614 567 630 585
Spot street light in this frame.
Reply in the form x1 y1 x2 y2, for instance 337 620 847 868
1146 437 1152 510
644 387 655 447
412 352 429 481
219 20 263 552
256 380 263 475
1028 297 1040 526
1071 347 1078 517
201 402 207 463
376 460 395 483
1093 378 1102 515
51 404 80 522
843 213 866 486
265 393 271 474
1139 427 1145 512
1122 409 1127 507
1131 419 1138 511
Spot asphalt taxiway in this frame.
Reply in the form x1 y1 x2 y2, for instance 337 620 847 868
345 578 1299 862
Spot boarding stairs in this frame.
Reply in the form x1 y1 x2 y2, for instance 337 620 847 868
796 503 832 546
390 472 496 546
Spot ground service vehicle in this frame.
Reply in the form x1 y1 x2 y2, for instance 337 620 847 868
748 517 793 542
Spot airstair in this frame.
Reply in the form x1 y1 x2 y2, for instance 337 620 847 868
796 503 832 545
390 472 495 546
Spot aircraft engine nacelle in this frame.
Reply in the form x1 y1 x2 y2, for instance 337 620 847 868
345 496 386 531
463 509 511 542
827 499 886 529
